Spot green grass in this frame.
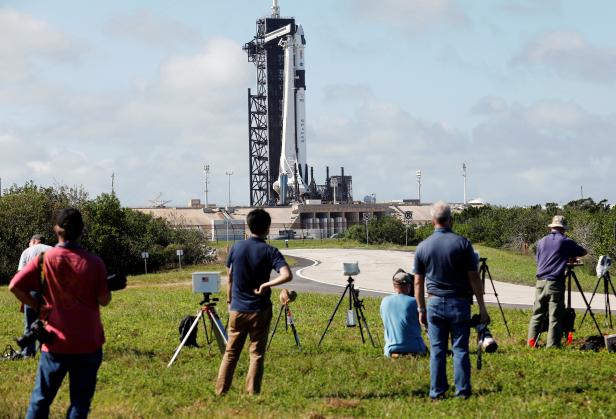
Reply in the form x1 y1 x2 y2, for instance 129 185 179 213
1 272 615 418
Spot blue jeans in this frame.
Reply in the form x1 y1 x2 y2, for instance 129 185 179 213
22 291 41 357
427 296 471 398
27 349 103 419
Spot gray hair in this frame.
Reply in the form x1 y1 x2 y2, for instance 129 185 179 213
431 201 452 223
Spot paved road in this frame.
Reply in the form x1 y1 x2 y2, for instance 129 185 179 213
282 248 614 311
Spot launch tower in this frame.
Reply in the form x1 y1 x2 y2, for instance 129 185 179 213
244 1 308 206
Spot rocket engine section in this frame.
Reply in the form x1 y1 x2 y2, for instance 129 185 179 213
272 24 308 202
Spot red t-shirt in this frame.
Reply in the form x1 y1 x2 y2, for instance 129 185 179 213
10 245 108 353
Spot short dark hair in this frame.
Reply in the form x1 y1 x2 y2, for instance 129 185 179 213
30 234 45 244
55 208 84 241
247 208 271 236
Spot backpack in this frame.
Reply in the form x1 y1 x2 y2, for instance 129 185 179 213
178 315 199 347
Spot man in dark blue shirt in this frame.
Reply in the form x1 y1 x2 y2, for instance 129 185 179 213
215 209 292 395
527 215 586 348
414 201 489 400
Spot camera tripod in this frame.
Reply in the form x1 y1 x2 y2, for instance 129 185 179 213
579 269 616 329
479 258 511 337
167 293 228 368
267 303 301 352
565 264 603 339
318 276 377 347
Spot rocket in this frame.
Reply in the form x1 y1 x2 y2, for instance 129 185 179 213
272 23 308 200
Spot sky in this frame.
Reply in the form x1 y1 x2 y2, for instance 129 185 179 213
1 0 615 207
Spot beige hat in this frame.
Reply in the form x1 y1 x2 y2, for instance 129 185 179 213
548 215 568 230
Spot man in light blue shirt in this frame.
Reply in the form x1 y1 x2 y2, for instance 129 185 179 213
380 269 426 357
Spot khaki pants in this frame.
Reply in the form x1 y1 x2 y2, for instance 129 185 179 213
527 280 565 348
215 306 272 395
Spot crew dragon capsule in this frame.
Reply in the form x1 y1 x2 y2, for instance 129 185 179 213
271 23 308 200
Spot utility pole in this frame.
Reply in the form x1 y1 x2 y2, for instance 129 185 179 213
416 170 422 204
462 163 467 205
203 164 210 208
111 173 115 195
580 185 583 199
225 171 233 209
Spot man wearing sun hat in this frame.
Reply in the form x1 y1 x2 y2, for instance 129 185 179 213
380 269 426 358
527 215 587 348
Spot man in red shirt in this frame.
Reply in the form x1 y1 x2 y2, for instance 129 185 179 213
9 208 111 418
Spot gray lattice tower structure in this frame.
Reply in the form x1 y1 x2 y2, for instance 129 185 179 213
244 12 296 206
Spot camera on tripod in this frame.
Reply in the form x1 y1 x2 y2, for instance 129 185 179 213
566 258 583 267
16 319 53 350
596 255 612 278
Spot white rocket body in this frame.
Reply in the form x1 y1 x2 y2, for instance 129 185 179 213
272 24 307 198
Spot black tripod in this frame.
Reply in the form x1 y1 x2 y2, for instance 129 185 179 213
318 276 377 347
167 293 228 367
478 258 511 337
565 265 603 338
267 303 301 351
579 270 616 329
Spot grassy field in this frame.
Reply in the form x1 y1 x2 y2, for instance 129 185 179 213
1 272 615 418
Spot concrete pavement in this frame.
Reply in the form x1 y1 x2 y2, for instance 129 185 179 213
282 248 614 311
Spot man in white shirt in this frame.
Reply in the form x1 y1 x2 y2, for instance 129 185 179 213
17 234 53 357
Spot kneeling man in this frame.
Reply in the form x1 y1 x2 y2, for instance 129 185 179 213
380 269 427 358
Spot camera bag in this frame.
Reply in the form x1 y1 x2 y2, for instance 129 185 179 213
178 315 199 347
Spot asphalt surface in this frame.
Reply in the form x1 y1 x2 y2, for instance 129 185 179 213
275 255 385 298
278 248 616 312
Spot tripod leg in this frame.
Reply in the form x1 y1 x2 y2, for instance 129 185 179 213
201 311 214 355
286 305 302 352
354 303 366 343
207 307 228 355
572 272 603 336
318 285 349 346
267 305 285 351
485 265 512 337
168 310 204 368
353 289 377 348
579 277 601 327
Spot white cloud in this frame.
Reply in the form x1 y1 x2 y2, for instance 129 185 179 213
348 0 469 31
470 98 616 203
0 8 80 81
0 36 253 206
106 9 201 49
513 31 616 83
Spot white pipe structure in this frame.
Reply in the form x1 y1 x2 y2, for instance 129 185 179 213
272 0 280 18
272 24 308 199
463 162 467 205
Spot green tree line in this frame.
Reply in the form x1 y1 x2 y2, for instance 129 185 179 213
0 182 209 284
344 198 616 266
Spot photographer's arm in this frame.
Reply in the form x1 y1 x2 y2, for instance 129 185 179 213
98 292 111 307
468 271 490 324
9 284 39 311
414 274 427 327
226 266 233 305
254 265 292 295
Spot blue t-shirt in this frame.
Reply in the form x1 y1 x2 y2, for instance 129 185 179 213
536 231 586 282
413 227 476 298
380 294 426 356
226 237 288 312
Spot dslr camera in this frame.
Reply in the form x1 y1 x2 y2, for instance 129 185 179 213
16 319 53 349
470 314 498 353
